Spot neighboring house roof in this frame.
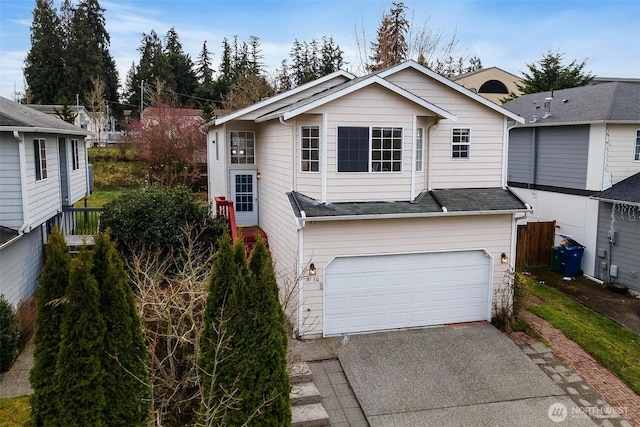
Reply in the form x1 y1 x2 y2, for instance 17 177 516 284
454 66 522 82
0 226 19 247
377 61 525 124
288 188 530 220
26 104 88 115
211 69 355 126
1 97 91 136
503 82 640 126
256 74 457 123
591 172 640 206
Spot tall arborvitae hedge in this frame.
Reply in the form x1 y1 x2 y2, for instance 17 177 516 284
92 231 149 426
30 227 71 426
54 247 106 427
200 234 291 426
246 239 291 426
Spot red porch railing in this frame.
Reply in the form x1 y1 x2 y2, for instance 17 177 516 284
214 196 238 242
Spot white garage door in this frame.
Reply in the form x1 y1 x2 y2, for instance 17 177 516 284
324 250 492 336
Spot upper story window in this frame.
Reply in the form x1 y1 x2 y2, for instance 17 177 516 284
230 131 255 164
635 129 640 161
415 128 424 172
301 126 320 172
71 139 80 170
452 128 470 159
337 126 403 172
34 138 47 181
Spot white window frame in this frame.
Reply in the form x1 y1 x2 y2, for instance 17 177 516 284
370 126 403 172
300 125 320 172
415 128 424 172
451 128 470 160
71 139 80 170
229 131 255 165
34 138 47 181
635 129 640 161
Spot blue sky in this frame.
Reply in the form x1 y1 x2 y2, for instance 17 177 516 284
0 0 638 101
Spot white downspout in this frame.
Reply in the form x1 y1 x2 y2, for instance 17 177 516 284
410 115 417 199
321 113 328 203
14 131 30 234
502 117 509 188
297 212 306 336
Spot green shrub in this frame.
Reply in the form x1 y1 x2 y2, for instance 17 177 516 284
0 295 20 373
99 184 224 261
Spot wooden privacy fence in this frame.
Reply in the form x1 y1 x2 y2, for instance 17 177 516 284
516 221 556 268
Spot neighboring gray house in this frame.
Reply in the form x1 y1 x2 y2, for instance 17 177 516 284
504 82 640 277
0 96 91 306
592 172 640 292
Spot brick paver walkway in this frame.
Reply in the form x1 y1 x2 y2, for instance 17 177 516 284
520 310 640 426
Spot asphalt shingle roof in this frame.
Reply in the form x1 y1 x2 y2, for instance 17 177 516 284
288 188 529 219
0 96 90 135
503 82 640 125
594 172 640 205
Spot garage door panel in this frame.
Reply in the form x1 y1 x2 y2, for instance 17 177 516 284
325 251 491 335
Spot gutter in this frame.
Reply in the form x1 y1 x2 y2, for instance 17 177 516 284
2 126 91 137
589 196 640 208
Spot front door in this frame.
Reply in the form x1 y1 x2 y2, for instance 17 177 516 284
230 170 258 225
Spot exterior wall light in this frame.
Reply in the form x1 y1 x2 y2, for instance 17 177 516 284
309 263 316 276
501 253 509 264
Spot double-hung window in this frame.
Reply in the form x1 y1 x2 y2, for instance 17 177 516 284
230 131 255 164
635 129 640 161
71 139 80 170
337 126 403 172
301 126 320 172
452 128 470 159
415 128 424 172
34 138 47 181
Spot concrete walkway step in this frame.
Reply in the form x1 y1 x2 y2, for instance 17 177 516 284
291 402 330 427
289 361 312 384
291 381 322 405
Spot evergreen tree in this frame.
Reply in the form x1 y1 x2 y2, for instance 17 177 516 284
516 51 594 94
62 0 119 107
165 27 198 105
245 239 291 426
24 0 65 104
196 40 214 86
368 1 409 72
275 59 292 93
92 232 149 426
54 247 106 427
30 227 71 426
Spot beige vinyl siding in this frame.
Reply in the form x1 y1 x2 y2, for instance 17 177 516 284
68 140 88 204
299 214 514 336
0 137 24 228
606 124 640 185
254 120 300 317
306 85 438 202
385 67 505 188
25 134 61 229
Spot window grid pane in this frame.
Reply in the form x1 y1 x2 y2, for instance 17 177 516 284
452 128 470 159
72 139 79 170
34 139 47 181
371 127 402 172
235 174 253 212
301 126 320 172
338 127 369 172
230 131 255 164
416 128 424 172
635 130 640 161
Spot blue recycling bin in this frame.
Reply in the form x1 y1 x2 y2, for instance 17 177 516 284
557 238 585 276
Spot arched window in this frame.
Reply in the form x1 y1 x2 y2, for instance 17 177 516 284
479 80 509 94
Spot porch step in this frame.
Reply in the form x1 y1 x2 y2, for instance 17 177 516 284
239 226 268 254
292 403 330 427
290 381 322 405
289 361 313 384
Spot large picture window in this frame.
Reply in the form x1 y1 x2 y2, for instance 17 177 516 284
230 131 255 164
635 129 640 161
34 138 47 181
71 139 80 170
301 126 320 172
452 128 470 159
337 126 403 172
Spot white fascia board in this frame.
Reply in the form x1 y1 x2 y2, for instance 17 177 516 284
211 70 356 127
589 196 640 208
281 76 457 122
0 126 92 137
378 60 525 124
301 207 532 222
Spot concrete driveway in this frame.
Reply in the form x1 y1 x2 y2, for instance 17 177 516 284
333 323 597 426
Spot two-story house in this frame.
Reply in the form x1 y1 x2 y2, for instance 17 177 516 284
504 82 640 279
206 61 530 338
0 96 91 306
